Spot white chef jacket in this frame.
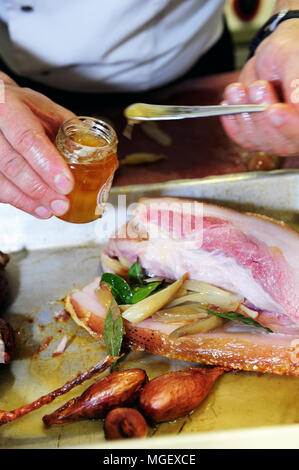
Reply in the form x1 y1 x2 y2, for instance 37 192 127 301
0 0 225 92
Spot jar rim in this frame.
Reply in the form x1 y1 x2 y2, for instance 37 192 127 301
60 116 118 150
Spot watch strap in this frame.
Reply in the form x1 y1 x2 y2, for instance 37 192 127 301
248 9 299 59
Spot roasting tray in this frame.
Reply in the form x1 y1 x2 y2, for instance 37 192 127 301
0 170 298 449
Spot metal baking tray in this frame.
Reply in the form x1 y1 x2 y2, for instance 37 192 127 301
0 170 298 449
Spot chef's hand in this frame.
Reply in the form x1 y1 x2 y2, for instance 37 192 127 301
221 19 299 157
0 72 75 218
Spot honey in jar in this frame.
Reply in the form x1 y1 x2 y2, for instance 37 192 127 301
55 116 118 224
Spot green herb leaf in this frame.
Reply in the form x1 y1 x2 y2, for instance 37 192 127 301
101 273 133 304
198 307 273 333
128 259 146 286
103 309 124 357
101 263 161 307
131 282 161 304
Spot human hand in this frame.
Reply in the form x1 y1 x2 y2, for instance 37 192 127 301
221 19 299 157
0 72 75 218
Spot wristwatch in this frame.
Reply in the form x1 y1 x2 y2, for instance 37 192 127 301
248 8 299 59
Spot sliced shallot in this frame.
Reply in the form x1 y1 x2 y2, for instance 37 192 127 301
152 305 209 323
238 304 259 319
167 281 243 312
102 254 129 277
169 316 224 338
122 274 188 324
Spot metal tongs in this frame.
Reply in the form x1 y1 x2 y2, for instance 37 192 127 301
124 102 268 122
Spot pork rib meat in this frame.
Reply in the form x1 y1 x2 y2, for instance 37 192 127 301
65 198 299 376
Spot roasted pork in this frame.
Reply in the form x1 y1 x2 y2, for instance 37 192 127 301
65 198 299 376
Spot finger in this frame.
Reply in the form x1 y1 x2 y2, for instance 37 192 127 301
266 103 299 155
248 80 279 106
223 82 253 140
0 173 52 219
224 82 249 105
221 82 252 148
246 82 296 155
222 83 259 150
0 95 74 195
221 107 292 154
222 81 287 154
220 100 244 148
0 132 70 215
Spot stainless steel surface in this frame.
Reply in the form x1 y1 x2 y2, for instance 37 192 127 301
124 102 268 121
0 170 298 449
0 170 298 253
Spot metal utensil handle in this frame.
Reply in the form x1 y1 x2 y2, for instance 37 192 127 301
124 103 268 121
182 104 268 118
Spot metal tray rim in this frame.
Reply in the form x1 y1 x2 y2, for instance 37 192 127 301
73 423 299 449
111 169 299 193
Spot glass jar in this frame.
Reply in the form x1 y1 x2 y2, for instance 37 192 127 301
55 116 118 224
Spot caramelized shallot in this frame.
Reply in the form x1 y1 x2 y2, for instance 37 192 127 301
248 153 280 171
43 368 147 426
104 407 148 440
139 366 226 423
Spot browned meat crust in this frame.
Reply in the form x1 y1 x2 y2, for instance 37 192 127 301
66 295 299 377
